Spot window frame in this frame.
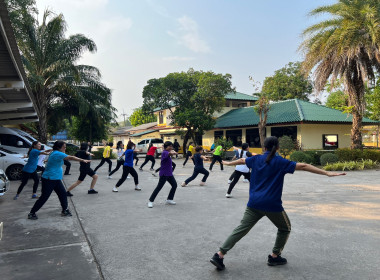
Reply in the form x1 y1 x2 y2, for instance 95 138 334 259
322 134 339 149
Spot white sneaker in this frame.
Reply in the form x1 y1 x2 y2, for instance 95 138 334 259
199 182 206 186
135 186 141 191
107 175 112 179
225 193 232 198
127 176 131 179
112 187 118 192
227 180 232 184
147 201 153 208
243 179 249 183
165 200 176 205
181 182 187 187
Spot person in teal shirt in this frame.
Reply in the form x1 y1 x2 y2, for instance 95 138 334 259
14 141 51 200
28 141 90 220
209 144 223 171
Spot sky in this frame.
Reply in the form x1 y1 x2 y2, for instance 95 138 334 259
36 0 335 121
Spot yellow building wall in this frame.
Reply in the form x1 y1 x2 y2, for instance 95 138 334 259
299 124 351 149
130 131 162 143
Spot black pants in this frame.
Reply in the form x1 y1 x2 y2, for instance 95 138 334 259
183 151 194 166
109 159 125 176
30 178 68 213
210 155 223 170
229 170 250 181
116 166 139 187
149 175 177 202
17 170 39 194
134 153 139 165
155 162 176 173
37 165 45 175
94 157 112 173
140 155 155 169
185 167 209 184
64 160 71 174
227 170 251 194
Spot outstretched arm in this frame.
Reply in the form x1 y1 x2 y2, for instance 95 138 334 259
65 155 91 164
295 163 346 177
222 158 246 166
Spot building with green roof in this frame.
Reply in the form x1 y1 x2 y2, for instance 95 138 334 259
202 99 379 151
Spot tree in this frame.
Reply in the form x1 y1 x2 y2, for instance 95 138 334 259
6 5 115 142
142 69 234 153
366 82 380 121
300 0 380 149
254 93 271 152
215 137 233 159
325 91 349 111
129 108 156 127
261 62 313 101
279 136 295 158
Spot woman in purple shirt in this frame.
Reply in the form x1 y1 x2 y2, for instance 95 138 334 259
148 141 178 208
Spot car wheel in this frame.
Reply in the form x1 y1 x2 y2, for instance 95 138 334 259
6 164 24 180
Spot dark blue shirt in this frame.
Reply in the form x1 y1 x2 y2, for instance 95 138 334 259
245 152 296 212
124 149 134 167
193 153 203 168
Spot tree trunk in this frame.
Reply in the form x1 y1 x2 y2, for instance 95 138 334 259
350 112 363 149
36 100 48 143
182 129 192 155
258 122 266 152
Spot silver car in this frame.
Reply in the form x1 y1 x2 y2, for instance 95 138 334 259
136 138 163 157
0 169 10 197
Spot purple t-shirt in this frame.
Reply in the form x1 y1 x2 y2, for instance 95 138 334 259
159 150 173 176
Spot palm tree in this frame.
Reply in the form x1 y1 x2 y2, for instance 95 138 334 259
300 0 380 149
9 8 115 142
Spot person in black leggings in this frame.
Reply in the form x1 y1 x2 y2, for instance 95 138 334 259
108 141 125 178
139 144 157 171
94 142 113 174
183 142 195 166
28 141 91 220
181 146 209 187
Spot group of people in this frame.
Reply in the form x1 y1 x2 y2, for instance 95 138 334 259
15 136 347 271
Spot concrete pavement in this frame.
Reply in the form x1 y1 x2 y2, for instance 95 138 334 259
1 158 380 280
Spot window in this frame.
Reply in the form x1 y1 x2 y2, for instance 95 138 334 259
323 134 338 149
214 131 223 141
271 126 297 141
138 140 146 145
0 134 29 148
159 111 164 124
246 128 263 148
226 129 242 146
151 139 164 144
238 103 247 108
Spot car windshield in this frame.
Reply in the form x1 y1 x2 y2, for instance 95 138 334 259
151 139 163 144
0 147 18 154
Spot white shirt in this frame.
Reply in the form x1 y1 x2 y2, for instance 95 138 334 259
38 154 46 167
235 149 250 173
117 148 124 160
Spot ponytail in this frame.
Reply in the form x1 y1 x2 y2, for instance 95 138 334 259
264 136 279 164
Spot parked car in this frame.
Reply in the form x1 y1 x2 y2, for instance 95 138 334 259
0 147 27 180
47 141 79 149
136 138 164 157
0 168 10 197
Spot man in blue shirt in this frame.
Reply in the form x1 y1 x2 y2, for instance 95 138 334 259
210 136 346 270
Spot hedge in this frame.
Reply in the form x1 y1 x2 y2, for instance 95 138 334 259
320 153 339 166
289 151 313 164
335 148 380 162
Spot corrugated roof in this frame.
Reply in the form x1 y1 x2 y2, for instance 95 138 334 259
214 99 379 128
130 129 158 137
225 92 258 101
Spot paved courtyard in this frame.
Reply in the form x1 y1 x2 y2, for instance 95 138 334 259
1 158 380 280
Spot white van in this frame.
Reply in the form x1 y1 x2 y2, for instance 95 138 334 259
136 138 164 157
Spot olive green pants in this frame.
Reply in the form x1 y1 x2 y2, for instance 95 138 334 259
220 207 291 255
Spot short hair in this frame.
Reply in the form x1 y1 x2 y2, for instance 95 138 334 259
195 146 203 152
108 142 113 147
127 140 135 150
164 141 173 148
80 142 88 151
53 141 66 151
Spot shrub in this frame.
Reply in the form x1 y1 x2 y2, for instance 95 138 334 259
92 148 116 160
215 137 233 159
323 160 379 171
65 145 78 156
362 149 380 161
335 148 363 161
289 151 308 162
279 136 295 158
320 153 339 166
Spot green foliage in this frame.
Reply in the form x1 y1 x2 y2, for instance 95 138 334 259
215 137 233 159
69 113 110 142
324 160 379 171
320 153 339 166
129 108 156 127
261 62 312 101
279 135 295 158
290 151 311 163
335 148 380 162
366 82 380 121
92 148 116 160
325 91 349 111
65 145 78 156
303 150 337 165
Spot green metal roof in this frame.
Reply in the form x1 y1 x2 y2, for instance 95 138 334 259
130 129 158 137
225 92 258 101
214 99 379 128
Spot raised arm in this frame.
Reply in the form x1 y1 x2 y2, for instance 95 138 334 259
295 163 346 177
222 158 246 166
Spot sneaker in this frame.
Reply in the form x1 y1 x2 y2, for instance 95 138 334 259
28 212 38 220
112 187 118 192
227 180 232 184
200 182 206 186
182 165 185 168
267 255 287 266
139 168 143 171
210 253 225 270
107 175 112 179
147 201 153 208
13 195 19 200
135 186 141 191
88 189 98 194
66 191 73 197
31 194 39 199
243 179 249 183
152 173 157 177
150 168 154 171
225 193 232 198
64 173 71 176
181 182 187 187
127 176 131 179
61 209 72 217
165 200 176 205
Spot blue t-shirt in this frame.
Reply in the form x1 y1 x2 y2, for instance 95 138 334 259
245 152 297 212
193 153 203 169
42 151 68 180
23 149 41 173
124 149 134 167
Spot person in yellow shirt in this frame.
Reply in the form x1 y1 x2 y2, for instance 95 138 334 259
183 142 195 167
94 142 113 174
